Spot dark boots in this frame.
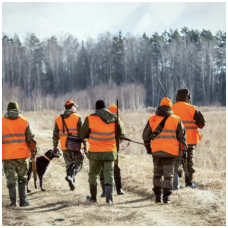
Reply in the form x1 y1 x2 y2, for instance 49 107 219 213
66 164 81 191
185 173 197 188
153 187 162 203
163 189 172 204
115 178 125 195
18 179 30 207
7 183 17 207
105 185 113 204
173 173 180 190
100 179 105 197
86 185 97 203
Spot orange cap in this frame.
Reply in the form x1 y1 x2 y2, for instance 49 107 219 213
64 100 78 108
108 105 119 113
160 97 172 107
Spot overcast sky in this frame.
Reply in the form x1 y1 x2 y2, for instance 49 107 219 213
2 2 226 42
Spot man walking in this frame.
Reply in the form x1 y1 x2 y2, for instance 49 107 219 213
2 101 35 207
53 100 85 191
80 100 125 204
142 97 186 203
172 89 206 188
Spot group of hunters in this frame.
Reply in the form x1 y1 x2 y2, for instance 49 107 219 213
2 88 206 207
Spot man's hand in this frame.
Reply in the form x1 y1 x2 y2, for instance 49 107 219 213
144 142 151 155
182 150 188 159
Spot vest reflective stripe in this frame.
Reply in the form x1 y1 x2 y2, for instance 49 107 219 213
172 102 201 144
149 114 180 156
2 133 25 138
3 139 26 144
2 116 30 160
88 115 116 152
56 113 80 150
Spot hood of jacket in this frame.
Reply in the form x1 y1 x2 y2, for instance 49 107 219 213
155 105 173 117
4 109 22 120
91 108 117 124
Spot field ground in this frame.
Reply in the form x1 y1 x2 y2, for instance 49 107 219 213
2 108 226 226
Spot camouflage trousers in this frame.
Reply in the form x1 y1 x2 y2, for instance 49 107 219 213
3 158 29 185
174 147 195 177
62 150 84 172
89 159 114 186
153 157 176 190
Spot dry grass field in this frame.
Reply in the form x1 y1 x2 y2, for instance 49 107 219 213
2 107 226 226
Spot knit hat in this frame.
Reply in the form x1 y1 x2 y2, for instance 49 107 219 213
95 100 106 110
108 105 119 113
7 101 19 111
64 100 78 109
160 97 172 107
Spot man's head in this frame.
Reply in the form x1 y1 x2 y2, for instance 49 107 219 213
64 100 78 111
7 101 19 111
95 100 106 110
108 105 119 114
160 97 172 108
176 89 191 103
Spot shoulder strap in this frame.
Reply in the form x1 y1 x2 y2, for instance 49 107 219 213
150 115 170 140
61 115 69 135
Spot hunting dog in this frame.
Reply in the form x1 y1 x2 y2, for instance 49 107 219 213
27 149 61 192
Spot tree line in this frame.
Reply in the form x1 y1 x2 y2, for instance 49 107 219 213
2 27 226 111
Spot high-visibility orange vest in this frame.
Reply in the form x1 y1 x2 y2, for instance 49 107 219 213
56 113 80 150
149 114 180 156
88 115 116 152
172 101 201 145
2 116 30 160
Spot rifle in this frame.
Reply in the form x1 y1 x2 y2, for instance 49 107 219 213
115 100 119 152
31 139 37 189
180 140 189 177
157 78 167 97
120 136 144 145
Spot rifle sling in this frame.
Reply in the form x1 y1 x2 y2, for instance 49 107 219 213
62 116 70 135
151 115 170 140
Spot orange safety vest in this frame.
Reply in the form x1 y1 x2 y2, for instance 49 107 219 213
56 113 80 150
172 101 201 145
2 116 30 160
88 115 116 152
149 114 180 156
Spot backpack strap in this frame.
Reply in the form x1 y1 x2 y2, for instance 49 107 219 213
61 115 70 135
150 115 170 140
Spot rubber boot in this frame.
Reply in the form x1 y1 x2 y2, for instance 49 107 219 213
65 166 76 191
115 178 125 195
105 185 113 204
172 173 180 190
153 187 162 203
18 179 30 207
7 183 17 207
86 185 97 203
163 188 172 204
185 173 197 188
100 179 105 197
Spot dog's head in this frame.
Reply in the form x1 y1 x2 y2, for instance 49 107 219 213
44 148 62 160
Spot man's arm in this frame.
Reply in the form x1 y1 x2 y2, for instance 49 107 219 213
142 121 152 144
176 119 186 143
25 121 35 152
194 110 206 129
52 121 60 147
80 117 90 139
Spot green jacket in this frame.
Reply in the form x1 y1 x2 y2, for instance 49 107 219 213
52 109 84 148
3 109 35 151
80 108 125 160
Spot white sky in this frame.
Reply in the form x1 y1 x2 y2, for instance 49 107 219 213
2 2 227 42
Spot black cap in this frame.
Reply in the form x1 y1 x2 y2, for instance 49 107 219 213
95 100 106 110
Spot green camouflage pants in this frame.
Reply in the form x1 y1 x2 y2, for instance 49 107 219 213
62 150 83 172
89 159 114 186
3 158 29 185
153 157 176 190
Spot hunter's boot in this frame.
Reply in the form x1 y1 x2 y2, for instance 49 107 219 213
105 184 114 204
18 179 30 207
100 179 105 197
172 173 180 190
65 166 76 191
7 183 17 207
185 173 197 188
86 185 97 203
115 178 125 195
153 187 162 203
163 188 172 204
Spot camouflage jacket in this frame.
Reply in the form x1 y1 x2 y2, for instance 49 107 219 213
80 108 125 160
3 109 35 151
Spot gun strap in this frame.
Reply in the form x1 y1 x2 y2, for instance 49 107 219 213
61 116 70 135
151 115 170 140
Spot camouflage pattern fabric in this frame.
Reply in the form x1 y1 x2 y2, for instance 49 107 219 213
186 147 195 174
62 149 84 171
88 159 114 186
3 158 29 185
100 164 121 180
153 157 176 190
174 156 183 177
